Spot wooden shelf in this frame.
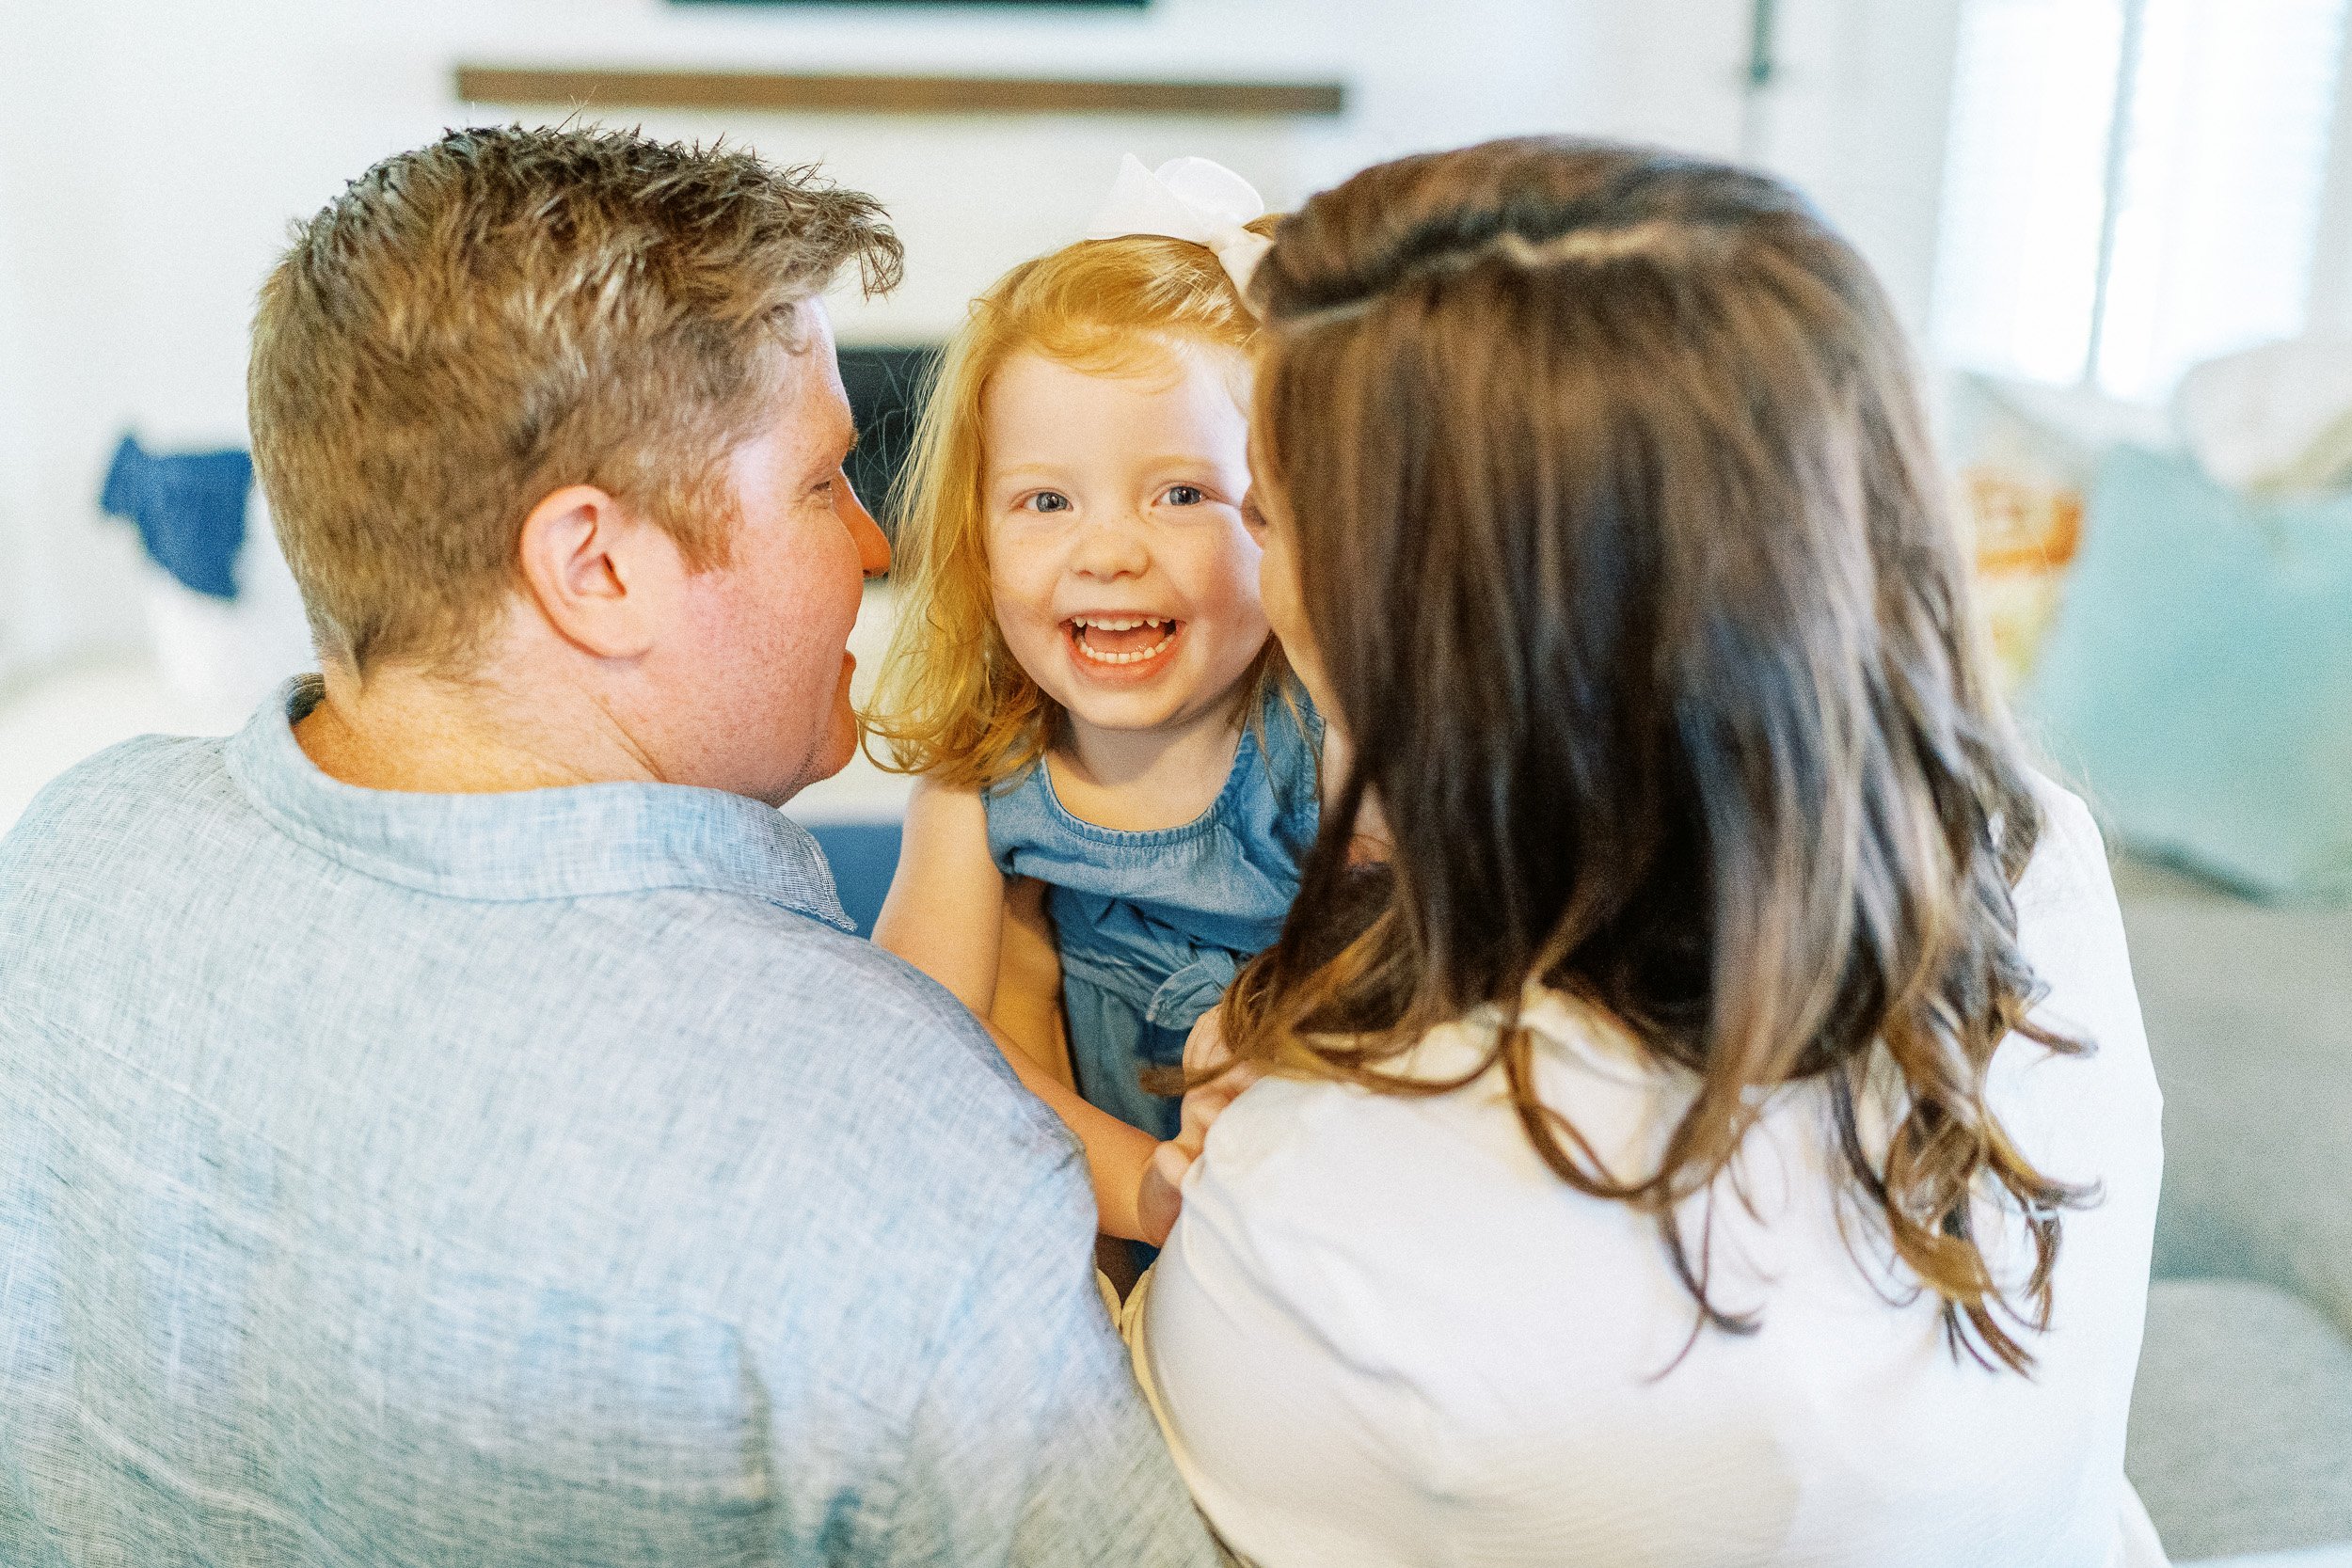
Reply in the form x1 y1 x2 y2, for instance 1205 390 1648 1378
454 66 1345 118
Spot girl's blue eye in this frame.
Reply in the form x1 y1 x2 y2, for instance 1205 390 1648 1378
1026 491 1072 514
1163 484 1206 507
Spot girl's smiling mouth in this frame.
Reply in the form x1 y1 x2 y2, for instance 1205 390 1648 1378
1067 614 1182 669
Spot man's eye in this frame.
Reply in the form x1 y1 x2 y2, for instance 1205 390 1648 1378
1025 492 1072 514
1163 484 1206 507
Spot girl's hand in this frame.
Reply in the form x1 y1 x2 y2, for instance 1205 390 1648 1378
1135 1008 1265 1247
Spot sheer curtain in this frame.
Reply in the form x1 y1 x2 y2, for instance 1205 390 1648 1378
1932 0 2352 401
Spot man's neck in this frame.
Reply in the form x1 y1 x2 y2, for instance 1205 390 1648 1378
294 657 659 796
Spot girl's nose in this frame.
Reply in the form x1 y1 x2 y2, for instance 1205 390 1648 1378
1069 513 1152 579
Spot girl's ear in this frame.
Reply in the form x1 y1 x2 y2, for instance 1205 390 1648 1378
514 483 683 661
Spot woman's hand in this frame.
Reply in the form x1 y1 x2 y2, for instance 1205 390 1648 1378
1135 1007 1265 1247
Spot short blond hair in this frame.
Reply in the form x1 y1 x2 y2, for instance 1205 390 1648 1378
865 222 1278 788
249 125 901 672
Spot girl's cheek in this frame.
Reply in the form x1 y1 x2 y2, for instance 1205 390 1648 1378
987 567 1045 631
984 524 1055 618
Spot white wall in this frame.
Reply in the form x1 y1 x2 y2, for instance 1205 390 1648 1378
1751 0 1966 338
0 0 1960 680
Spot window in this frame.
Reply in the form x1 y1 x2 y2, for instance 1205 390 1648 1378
1932 0 2351 402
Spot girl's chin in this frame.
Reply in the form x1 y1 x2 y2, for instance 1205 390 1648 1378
1052 676 1276 749
1051 663 1215 732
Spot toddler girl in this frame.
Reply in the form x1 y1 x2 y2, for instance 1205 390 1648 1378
867 158 1315 1248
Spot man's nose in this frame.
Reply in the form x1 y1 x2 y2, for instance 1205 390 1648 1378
839 468 891 578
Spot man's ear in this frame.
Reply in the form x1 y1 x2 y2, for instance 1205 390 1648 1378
514 484 684 660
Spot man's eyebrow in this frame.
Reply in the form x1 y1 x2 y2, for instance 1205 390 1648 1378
803 421 858 484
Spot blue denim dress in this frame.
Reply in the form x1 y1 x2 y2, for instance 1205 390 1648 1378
985 686 1321 1141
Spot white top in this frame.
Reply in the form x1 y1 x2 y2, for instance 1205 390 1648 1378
1138 778 2166 1567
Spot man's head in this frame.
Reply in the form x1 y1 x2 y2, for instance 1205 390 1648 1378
250 125 901 800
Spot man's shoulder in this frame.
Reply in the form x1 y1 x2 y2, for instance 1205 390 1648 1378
9 730 226 818
619 887 1002 1056
0 733 234 881
52 730 221 793
474 897 1089 1332
4 735 1068 1170
569 886 1081 1172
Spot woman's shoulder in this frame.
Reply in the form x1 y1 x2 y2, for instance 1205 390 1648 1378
2015 770 2109 912
1988 768 2163 1167
2006 770 2147 1059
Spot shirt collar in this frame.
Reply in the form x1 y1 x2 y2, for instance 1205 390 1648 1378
224 675 854 931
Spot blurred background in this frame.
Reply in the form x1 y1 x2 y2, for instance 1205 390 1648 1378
3 1 2347 847
4 0 2349 861
1 5 2347 1560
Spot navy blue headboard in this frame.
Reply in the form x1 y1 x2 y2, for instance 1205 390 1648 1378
837 346 938 539
803 821 905 939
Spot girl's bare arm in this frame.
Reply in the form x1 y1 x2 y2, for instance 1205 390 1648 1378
873 777 1007 1016
991 876 1073 1088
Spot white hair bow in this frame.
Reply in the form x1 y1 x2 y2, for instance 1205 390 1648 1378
1083 154 1274 303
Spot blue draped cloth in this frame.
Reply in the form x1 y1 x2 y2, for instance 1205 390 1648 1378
101 435 252 601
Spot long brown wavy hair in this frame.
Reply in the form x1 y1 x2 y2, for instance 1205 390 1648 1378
1227 138 2093 1372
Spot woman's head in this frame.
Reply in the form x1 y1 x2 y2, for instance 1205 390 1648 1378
1236 138 2086 1370
869 224 1279 786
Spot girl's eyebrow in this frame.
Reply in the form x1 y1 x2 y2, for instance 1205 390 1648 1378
1136 452 1242 468
988 452 1242 485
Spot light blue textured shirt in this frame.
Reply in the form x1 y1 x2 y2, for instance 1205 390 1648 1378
0 677 1215 1567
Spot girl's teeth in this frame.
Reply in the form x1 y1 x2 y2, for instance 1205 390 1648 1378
1072 620 1178 666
